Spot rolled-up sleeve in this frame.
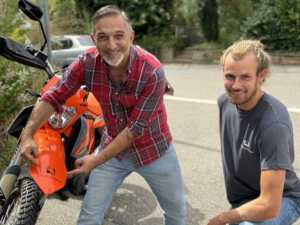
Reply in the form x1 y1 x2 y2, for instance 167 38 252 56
127 66 166 137
41 58 84 113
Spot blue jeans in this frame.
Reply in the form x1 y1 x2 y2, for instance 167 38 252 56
231 197 300 225
77 144 186 225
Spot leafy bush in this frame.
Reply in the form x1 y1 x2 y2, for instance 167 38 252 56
242 0 300 51
74 0 175 38
0 0 38 167
199 0 219 41
218 0 253 46
49 0 89 34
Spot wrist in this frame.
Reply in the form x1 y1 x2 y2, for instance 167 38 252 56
218 209 242 224
92 152 106 167
20 129 33 141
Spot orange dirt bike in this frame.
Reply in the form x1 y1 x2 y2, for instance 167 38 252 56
0 0 105 224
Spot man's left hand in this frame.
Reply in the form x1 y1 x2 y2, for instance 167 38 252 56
207 215 226 225
67 154 98 177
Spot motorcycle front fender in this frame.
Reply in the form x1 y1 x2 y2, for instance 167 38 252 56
30 127 67 196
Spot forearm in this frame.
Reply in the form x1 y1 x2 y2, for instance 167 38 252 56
21 100 55 138
212 197 279 225
235 197 280 221
93 127 134 165
208 209 242 225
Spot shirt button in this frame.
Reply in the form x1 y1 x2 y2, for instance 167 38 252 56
114 92 119 96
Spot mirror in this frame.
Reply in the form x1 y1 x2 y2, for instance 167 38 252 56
18 0 43 21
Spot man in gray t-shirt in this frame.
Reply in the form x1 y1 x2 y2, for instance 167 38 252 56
207 40 300 225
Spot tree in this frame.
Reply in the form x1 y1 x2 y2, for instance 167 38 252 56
49 0 88 34
73 0 175 38
0 0 35 156
242 0 300 51
199 0 219 41
218 0 253 46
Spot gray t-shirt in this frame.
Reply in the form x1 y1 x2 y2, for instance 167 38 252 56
218 93 300 207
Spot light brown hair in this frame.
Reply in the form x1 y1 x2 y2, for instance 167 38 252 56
220 40 271 75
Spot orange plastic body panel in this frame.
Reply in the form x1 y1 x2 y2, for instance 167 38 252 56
30 128 67 196
29 74 105 195
41 75 60 95
93 116 106 128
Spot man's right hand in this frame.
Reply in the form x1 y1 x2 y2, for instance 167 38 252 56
20 137 38 165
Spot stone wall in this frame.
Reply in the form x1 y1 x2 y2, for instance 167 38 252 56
172 47 300 65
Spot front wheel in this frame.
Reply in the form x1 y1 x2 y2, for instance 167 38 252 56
0 178 44 225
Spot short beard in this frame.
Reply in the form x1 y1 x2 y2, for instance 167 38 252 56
103 54 124 67
103 45 131 67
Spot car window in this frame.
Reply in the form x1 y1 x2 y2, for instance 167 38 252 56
51 38 73 50
78 36 94 46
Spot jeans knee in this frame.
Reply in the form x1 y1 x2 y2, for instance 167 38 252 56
162 194 186 218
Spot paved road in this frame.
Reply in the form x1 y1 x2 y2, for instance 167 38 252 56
36 64 300 225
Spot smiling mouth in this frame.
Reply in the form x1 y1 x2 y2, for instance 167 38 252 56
107 51 121 57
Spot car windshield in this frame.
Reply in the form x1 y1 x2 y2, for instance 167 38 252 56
78 36 94 46
51 39 73 50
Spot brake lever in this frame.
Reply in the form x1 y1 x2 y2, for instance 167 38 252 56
25 88 41 97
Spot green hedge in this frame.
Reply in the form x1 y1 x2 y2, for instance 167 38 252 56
242 0 300 51
0 0 39 169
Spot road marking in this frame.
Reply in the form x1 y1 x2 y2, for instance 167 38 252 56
165 96 216 105
164 95 300 114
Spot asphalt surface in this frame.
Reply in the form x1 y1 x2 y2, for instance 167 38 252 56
36 64 300 225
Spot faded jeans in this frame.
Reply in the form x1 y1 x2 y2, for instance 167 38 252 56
231 197 300 225
77 144 186 225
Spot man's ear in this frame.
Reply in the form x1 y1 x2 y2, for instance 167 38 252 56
130 31 135 43
90 34 96 44
258 69 269 83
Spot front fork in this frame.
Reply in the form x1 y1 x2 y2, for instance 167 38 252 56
0 148 22 213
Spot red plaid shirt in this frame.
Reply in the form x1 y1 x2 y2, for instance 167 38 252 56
42 45 172 166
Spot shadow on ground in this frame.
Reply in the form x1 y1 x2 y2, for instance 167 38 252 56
104 183 204 225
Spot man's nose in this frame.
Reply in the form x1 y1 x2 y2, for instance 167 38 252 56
231 78 242 90
107 37 118 50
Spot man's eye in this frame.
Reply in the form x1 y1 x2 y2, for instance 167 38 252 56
225 74 235 81
241 75 250 80
97 36 107 41
115 34 124 40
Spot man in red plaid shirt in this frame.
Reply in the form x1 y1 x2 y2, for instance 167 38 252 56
20 5 186 225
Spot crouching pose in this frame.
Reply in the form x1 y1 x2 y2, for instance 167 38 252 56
208 40 300 225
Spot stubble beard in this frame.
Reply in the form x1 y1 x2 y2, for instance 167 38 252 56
103 53 124 67
227 85 260 109
103 45 131 67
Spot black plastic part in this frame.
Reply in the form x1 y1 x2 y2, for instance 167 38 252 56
5 166 21 177
18 0 43 21
0 37 47 70
7 105 34 138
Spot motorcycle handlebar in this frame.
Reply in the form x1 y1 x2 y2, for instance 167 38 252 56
0 36 48 71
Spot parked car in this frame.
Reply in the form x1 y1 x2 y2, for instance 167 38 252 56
51 35 94 68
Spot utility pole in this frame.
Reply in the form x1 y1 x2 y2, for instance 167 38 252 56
40 0 52 62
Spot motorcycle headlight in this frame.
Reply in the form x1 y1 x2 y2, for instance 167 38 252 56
48 106 76 129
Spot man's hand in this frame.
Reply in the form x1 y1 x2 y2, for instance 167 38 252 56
207 210 241 225
67 154 98 177
20 137 38 165
165 80 174 96
207 215 226 225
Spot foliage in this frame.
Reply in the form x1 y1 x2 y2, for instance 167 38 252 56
175 0 200 27
242 0 300 51
218 0 253 46
0 0 36 157
73 0 175 39
49 0 89 34
173 0 202 46
136 33 184 59
199 0 219 41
